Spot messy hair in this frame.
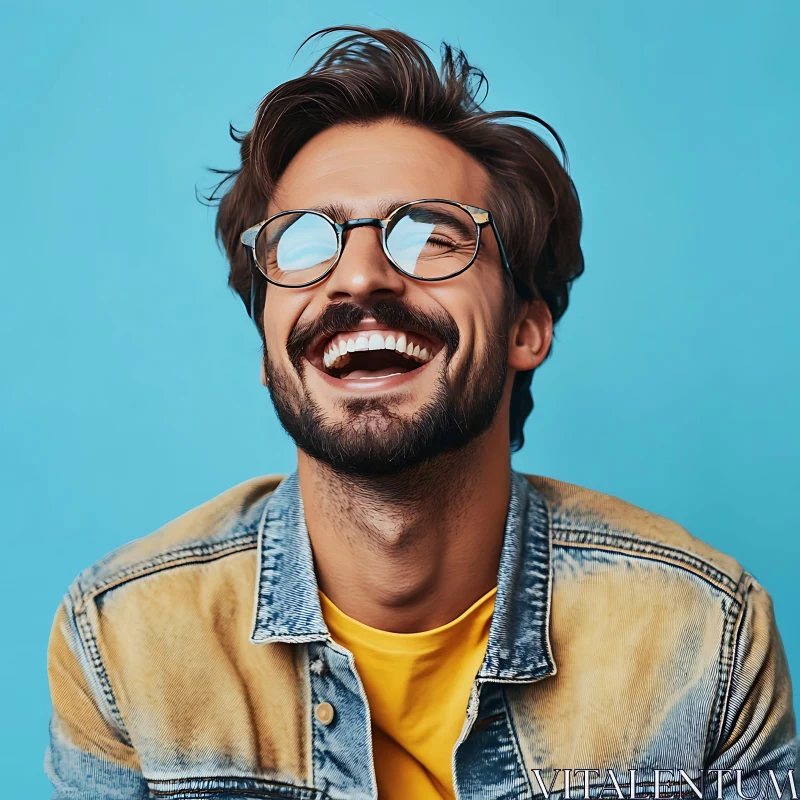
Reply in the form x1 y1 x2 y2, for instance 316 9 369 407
208 26 584 452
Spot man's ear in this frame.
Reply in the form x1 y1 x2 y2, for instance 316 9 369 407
260 359 269 387
508 299 553 372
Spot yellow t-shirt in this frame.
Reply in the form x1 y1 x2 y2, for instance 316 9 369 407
319 586 497 800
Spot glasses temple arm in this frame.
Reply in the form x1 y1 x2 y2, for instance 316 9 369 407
247 255 266 323
488 217 533 300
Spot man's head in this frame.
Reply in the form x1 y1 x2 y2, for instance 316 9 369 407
212 28 584 476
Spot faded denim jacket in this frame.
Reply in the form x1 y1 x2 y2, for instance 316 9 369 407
46 471 798 799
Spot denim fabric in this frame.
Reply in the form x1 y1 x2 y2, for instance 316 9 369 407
46 471 797 799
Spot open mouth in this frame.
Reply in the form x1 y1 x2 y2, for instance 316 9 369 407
308 329 442 380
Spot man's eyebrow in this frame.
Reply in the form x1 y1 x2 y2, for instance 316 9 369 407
308 199 412 222
308 201 353 223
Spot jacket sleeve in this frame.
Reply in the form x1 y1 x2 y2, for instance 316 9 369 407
706 575 798 798
46 597 148 799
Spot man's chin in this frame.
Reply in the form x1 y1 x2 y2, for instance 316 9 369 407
275 395 455 478
295 420 434 478
330 404 420 442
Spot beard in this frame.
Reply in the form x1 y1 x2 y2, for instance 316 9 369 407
264 299 510 478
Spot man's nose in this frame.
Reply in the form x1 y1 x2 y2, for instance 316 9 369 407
323 225 406 303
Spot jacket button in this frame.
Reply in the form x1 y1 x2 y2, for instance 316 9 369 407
310 657 329 676
314 702 335 726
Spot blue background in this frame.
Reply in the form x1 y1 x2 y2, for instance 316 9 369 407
1 0 797 790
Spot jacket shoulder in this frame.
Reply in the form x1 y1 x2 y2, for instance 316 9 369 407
68 475 286 611
525 473 744 590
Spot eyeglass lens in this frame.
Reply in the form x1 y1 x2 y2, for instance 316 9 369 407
254 202 478 287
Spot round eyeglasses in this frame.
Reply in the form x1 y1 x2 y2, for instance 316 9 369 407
240 199 521 293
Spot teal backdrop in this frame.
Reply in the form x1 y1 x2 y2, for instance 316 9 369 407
1 0 797 791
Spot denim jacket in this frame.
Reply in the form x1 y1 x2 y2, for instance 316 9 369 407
46 471 797 799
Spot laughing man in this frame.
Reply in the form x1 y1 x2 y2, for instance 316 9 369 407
46 27 796 800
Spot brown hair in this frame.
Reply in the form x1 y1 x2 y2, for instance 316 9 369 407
208 26 584 451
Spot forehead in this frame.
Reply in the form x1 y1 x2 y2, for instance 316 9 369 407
269 119 490 215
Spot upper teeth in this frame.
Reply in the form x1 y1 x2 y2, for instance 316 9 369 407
322 331 434 370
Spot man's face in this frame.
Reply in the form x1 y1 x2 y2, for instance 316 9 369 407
261 120 517 476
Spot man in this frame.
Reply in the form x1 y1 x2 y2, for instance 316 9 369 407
46 27 796 800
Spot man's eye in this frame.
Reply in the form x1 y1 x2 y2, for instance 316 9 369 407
425 236 458 249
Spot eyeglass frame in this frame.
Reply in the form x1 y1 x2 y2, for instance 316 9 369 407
239 198 531 320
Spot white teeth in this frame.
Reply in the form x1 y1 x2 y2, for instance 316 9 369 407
323 330 436 371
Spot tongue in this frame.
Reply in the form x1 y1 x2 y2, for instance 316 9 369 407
342 365 415 379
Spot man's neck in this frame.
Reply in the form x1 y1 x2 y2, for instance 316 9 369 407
297 426 512 633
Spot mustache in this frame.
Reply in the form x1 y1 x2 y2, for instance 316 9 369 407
286 300 461 371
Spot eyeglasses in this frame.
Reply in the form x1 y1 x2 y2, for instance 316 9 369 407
240 199 527 316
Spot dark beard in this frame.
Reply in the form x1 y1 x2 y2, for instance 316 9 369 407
264 300 509 478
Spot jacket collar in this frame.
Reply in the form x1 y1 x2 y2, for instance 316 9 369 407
250 470 556 683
